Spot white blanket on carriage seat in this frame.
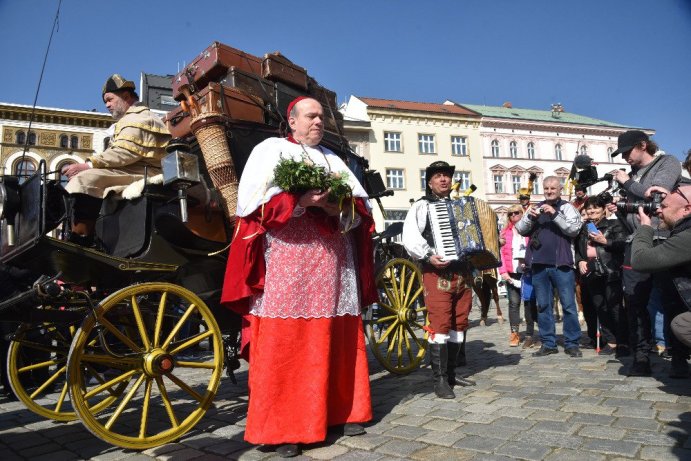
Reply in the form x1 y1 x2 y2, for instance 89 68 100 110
103 174 164 200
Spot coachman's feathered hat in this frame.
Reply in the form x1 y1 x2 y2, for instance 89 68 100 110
102 74 136 101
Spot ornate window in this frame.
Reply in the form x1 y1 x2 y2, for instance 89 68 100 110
555 143 563 161
27 132 37 146
418 134 436 154
580 145 588 155
60 134 69 148
494 174 504 193
70 135 79 149
509 141 518 158
491 140 500 157
512 174 522 193
386 168 405 189
451 136 468 156
384 132 402 152
527 142 535 159
13 159 37 183
607 147 614 162
16 131 26 145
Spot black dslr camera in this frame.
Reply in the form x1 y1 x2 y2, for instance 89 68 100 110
615 191 664 216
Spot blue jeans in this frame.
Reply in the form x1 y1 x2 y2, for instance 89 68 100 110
532 265 581 349
647 282 666 349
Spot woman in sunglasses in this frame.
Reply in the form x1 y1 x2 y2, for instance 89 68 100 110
499 205 537 347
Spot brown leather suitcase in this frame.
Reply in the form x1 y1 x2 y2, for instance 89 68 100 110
165 83 265 137
221 66 276 105
164 105 191 138
308 77 337 112
172 41 262 101
262 52 308 91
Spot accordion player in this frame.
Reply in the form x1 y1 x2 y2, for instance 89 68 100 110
401 160 500 399
426 197 501 271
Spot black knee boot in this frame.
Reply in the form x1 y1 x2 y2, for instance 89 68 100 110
447 340 476 388
429 343 455 399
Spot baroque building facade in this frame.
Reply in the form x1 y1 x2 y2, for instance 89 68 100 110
0 103 111 185
445 101 643 223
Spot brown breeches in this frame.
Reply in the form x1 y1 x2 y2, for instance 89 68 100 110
423 270 473 335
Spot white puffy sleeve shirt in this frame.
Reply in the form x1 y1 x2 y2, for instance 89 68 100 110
402 199 433 261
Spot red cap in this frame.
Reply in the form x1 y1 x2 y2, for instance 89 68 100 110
286 96 308 120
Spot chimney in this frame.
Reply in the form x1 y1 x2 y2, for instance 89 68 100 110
502 101 512 108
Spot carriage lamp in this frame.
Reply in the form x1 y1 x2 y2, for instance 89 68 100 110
162 139 200 223
0 176 21 246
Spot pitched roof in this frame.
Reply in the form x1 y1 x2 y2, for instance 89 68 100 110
457 103 631 128
357 97 480 117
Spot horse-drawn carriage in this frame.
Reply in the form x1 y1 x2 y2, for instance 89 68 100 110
1 40 502 448
0 42 435 449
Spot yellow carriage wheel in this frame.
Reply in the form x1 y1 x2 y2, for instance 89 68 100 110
66 283 223 449
7 322 127 421
365 258 428 374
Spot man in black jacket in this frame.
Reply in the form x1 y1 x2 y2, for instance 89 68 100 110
606 130 681 376
632 183 691 378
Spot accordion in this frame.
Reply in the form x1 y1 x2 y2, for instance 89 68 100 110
427 197 501 270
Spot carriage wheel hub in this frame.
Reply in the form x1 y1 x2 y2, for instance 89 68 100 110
399 308 416 323
143 349 175 376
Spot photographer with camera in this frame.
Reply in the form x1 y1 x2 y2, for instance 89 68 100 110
575 197 627 355
630 183 691 378
605 130 681 377
516 176 583 358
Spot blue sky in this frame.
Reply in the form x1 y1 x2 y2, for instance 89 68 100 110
1 0 690 159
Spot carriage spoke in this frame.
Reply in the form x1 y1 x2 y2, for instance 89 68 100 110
130 295 152 351
161 304 197 349
98 316 144 352
168 330 213 355
153 291 168 348
375 301 399 315
404 323 426 350
381 283 399 309
155 376 180 428
84 369 138 401
385 326 400 362
105 373 146 430
166 372 204 403
376 320 399 344
398 266 408 304
29 365 66 399
175 360 216 369
374 314 397 324
139 378 153 439
54 381 70 412
18 358 61 374
396 324 405 366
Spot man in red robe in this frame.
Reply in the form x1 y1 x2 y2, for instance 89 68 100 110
221 96 376 458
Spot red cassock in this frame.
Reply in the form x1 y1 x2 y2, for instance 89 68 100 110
221 192 377 445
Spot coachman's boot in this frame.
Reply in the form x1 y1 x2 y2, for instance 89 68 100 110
447 340 476 388
429 343 455 399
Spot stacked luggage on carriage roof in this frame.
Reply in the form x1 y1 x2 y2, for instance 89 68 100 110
165 41 344 139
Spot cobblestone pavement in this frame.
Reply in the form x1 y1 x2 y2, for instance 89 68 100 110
1 300 690 460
